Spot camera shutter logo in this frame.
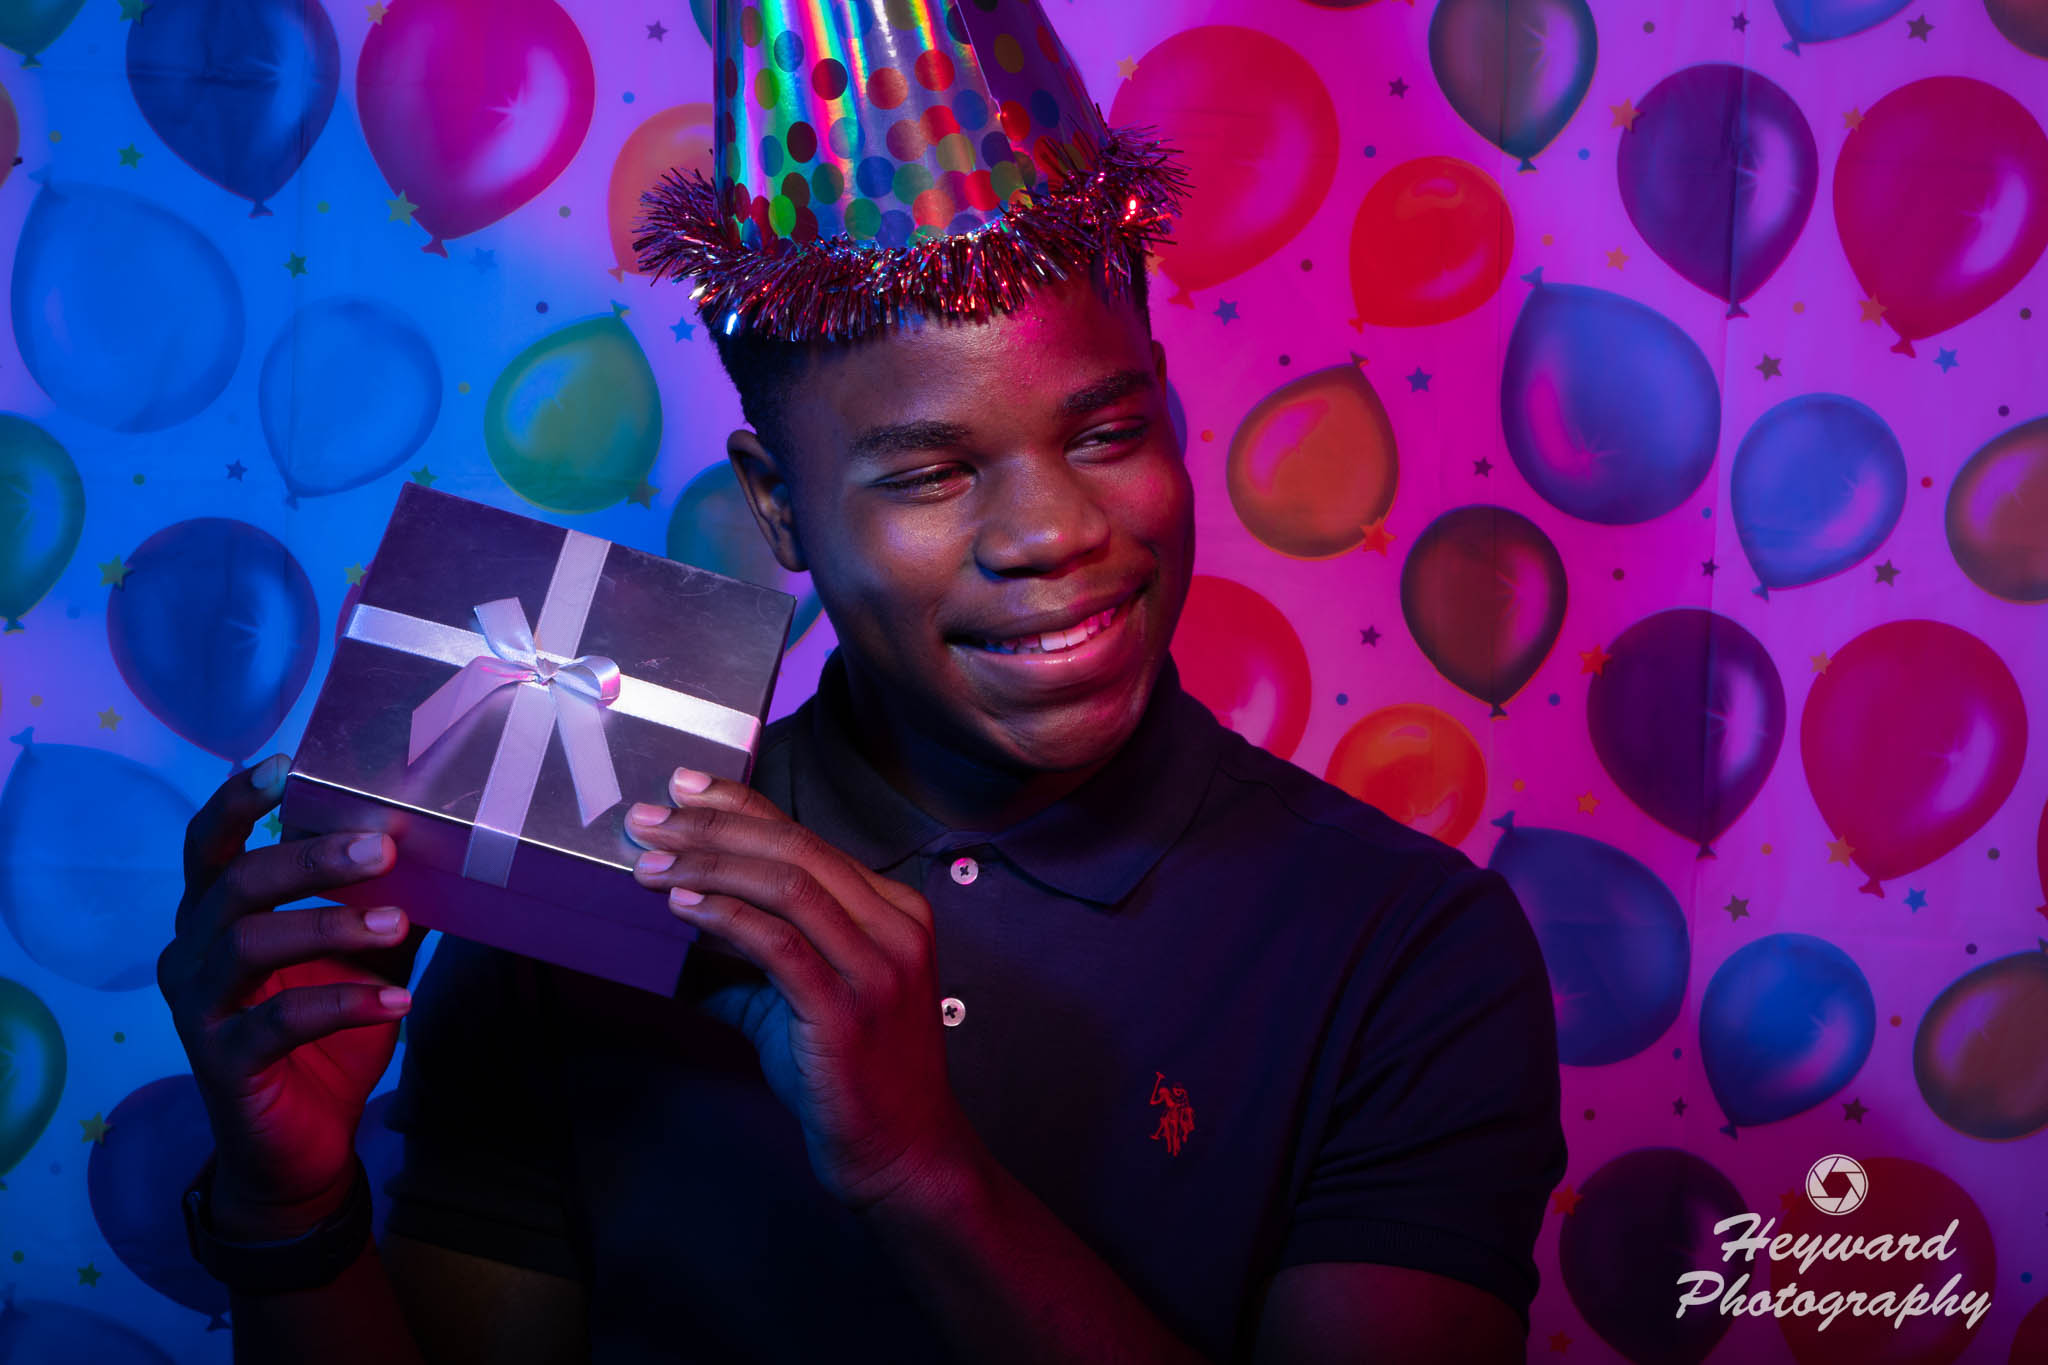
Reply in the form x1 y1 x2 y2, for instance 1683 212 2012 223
1805 1154 1869 1215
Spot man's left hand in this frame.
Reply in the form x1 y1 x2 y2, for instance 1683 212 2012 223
626 766 978 1213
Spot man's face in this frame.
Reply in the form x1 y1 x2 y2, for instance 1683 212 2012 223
730 275 1194 776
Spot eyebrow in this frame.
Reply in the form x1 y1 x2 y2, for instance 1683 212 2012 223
846 368 1158 465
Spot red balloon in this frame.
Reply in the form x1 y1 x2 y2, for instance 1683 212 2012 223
1170 574 1312 761
1801 620 2028 891
1226 365 1398 558
1834 77 2048 354
357 0 595 255
1108 26 1337 296
1324 704 1487 846
1349 156 1513 327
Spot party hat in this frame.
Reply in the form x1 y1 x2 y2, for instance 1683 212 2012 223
635 0 1186 343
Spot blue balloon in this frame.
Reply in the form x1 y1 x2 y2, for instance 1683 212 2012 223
1502 281 1721 524
0 414 84 631
1429 0 1597 170
87 1074 228 1328
1617 65 1817 317
1701 933 1875 1131
1773 0 1912 51
261 297 442 501
1733 393 1906 595
0 0 85 66
1588 609 1784 855
10 180 243 431
0 1292 177 1363
0 732 194 990
1487 814 1688 1066
125 0 339 215
106 518 320 762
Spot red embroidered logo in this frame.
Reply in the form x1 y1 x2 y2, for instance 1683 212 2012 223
1149 1071 1194 1155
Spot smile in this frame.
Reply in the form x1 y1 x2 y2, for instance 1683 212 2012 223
966 593 1133 655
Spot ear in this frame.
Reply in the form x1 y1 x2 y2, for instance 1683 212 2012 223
726 429 808 575
1151 336 1169 388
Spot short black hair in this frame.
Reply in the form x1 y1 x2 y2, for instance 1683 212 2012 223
709 243 1154 465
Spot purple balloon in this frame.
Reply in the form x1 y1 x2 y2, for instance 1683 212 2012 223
1588 609 1785 855
1618 64 1817 316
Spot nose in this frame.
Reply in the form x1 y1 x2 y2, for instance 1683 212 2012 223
973 452 1112 575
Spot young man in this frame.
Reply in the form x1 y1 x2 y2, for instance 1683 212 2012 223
156 3 1565 1360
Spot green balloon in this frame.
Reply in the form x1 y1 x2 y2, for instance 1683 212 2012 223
0 415 84 630
665 460 824 649
485 316 661 514
0 976 66 1177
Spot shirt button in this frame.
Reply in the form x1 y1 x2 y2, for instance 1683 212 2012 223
949 856 979 885
940 997 966 1027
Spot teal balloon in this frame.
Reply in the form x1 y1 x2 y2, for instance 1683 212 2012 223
485 315 660 513
689 0 712 40
667 460 823 649
0 1294 176 1363
0 734 195 991
1429 0 1598 170
0 976 65 1178
10 180 243 431
0 415 83 630
0 0 85 65
261 297 442 501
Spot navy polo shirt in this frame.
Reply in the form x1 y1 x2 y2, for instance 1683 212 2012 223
381 647 1567 1363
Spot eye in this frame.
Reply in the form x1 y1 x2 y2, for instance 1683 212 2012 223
882 466 960 491
1079 422 1148 449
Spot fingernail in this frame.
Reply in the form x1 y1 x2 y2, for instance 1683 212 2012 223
364 907 403 934
252 754 290 795
348 833 386 866
378 987 412 1013
670 885 704 908
671 767 711 796
627 802 668 826
636 850 676 875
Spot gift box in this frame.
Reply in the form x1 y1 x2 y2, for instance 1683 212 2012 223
281 483 796 995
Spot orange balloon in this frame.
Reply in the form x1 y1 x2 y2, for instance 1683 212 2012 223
607 102 714 279
1324 704 1486 846
1170 574 1312 761
1349 156 1512 328
1227 364 1398 558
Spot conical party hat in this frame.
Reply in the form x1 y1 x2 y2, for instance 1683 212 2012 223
636 0 1185 343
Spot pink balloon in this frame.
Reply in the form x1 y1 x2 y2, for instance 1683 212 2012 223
357 0 594 254
1834 77 2048 355
1801 620 2028 893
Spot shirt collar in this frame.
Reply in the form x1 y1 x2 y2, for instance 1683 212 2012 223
789 647 1224 909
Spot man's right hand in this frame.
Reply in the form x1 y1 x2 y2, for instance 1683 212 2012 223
158 753 428 1240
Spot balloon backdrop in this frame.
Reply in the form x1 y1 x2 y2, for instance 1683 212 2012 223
0 415 83 631
1834 77 2048 356
1325 704 1486 847
0 1295 177 1363
260 298 443 503
0 81 17 185
1489 815 1688 1067
2014 1295 2048 1365
9 180 243 431
1772 0 1913 52
1500 282 1721 524
1400 505 1566 716
1801 620 2028 893
86 1075 229 1328
1617 64 1816 317
1588 609 1786 856
608 102 715 280
1170 574 1312 761
665 460 823 650
105 519 321 764
1914 950 2048 1142
1107 26 1338 296
0 0 84 66
0 735 194 991
1700 933 1876 1131
356 0 596 254
1347 157 1512 328
1557 1147 1747 1365
485 315 662 513
1733 393 1907 596
1946 416 2048 603
124 0 340 216
1428 0 1597 170
1225 365 1398 558
0 976 64 1179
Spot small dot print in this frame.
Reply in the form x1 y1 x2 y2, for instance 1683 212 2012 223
2022 307 2033 320
1989 848 2001 860
1612 568 1625 580
1999 405 2010 416
1643 19 1655 31
1278 354 1290 366
1921 475 1934 488
623 91 635 103
558 205 571 217
1793 301 1805 313
1541 233 1554 245
1890 1015 1902 1027
1300 258 1313 272
1966 943 1978 954
1578 147 1590 159
1583 1108 1597 1120
1200 429 1213 442
1363 145 1376 157
1548 693 1561 706
537 301 549 312
113 1031 125 1042
1672 1047 1682 1059
9 1252 20 1264
1335 692 1348 705
316 200 330 213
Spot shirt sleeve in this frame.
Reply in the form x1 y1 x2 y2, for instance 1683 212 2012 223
375 932 584 1281
1275 858 1568 1333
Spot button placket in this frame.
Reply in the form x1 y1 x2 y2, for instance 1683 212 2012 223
949 855 979 885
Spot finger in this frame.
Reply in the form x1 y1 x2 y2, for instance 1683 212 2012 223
634 844 884 980
665 891 845 1025
216 978 413 1076
180 755 293 914
188 831 394 943
194 903 412 1017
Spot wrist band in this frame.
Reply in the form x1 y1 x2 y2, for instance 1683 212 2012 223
181 1151 374 1295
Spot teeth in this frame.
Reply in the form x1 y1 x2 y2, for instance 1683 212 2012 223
976 602 1120 654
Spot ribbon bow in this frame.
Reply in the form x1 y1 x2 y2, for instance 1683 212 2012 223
408 597 624 826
